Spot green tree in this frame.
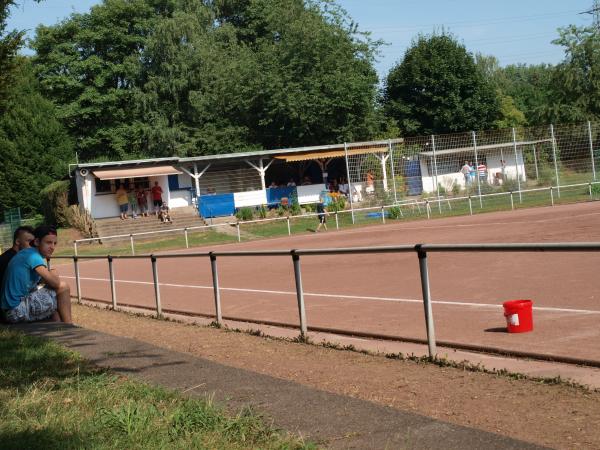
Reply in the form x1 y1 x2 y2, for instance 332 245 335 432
0 60 74 216
545 25 600 123
32 0 177 162
383 33 500 135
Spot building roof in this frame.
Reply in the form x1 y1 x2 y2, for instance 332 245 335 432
419 139 552 157
75 138 404 171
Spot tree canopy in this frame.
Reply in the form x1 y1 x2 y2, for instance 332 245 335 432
32 0 381 162
382 33 500 136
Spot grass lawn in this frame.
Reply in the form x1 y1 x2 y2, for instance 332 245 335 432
0 328 313 450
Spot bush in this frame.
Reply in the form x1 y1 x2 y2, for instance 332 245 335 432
40 180 70 226
303 203 315 213
591 183 600 195
276 205 287 216
388 206 403 220
235 207 254 221
257 205 267 219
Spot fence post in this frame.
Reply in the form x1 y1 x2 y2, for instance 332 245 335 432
471 131 483 208
73 256 82 304
431 135 442 214
287 216 291 236
512 128 523 203
381 206 386 224
236 222 241 242
532 144 539 180
291 251 307 338
425 200 431 219
343 142 355 224
550 124 561 197
468 196 473 215
73 241 78 256
108 255 117 310
151 255 162 318
184 228 189 249
209 253 222 325
416 245 437 358
388 139 399 204
130 234 135 256
589 183 593 200
588 121 597 181
550 186 554 207
335 211 339 230
510 191 514 210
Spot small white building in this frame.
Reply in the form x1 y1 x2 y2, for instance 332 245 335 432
418 140 550 194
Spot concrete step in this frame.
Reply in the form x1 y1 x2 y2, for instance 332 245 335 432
95 215 208 239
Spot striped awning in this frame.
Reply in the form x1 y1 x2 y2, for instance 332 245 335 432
93 165 182 180
274 145 389 162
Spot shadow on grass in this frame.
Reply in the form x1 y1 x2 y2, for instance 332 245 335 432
0 428 88 450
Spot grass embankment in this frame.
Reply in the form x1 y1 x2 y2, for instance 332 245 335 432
0 328 312 450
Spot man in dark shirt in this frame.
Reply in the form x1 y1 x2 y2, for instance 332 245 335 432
0 225 35 285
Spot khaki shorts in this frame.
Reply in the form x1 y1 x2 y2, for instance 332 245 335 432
4 287 57 323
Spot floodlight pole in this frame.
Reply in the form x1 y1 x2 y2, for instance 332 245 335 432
344 142 355 224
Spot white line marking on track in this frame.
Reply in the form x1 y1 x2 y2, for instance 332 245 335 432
64 275 600 315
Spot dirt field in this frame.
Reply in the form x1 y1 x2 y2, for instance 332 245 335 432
71 303 600 450
57 201 600 363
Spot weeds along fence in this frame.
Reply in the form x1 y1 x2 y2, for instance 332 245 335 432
54 242 600 365
73 179 600 255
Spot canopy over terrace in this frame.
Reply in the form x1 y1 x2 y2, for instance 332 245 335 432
73 139 403 219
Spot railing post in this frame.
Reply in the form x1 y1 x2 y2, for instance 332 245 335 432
184 227 189 249
73 256 82 304
381 206 386 224
73 241 78 256
335 211 339 230
209 253 222 325
589 182 593 200
287 216 291 236
510 191 514 210
588 121 597 181
416 245 437 358
550 186 555 206
130 234 135 256
108 255 117 310
236 222 241 242
468 196 473 215
291 251 307 338
425 200 431 219
550 124 561 197
151 255 162 318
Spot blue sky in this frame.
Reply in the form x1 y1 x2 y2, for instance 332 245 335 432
7 0 594 78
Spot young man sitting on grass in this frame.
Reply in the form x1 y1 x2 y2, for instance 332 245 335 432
1 226 72 324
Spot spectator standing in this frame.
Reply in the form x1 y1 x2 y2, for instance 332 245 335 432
315 192 328 232
1 226 72 324
287 178 296 187
136 185 149 217
127 188 138 219
461 161 471 185
365 170 375 194
115 184 129 219
0 225 34 286
151 181 164 216
477 163 487 183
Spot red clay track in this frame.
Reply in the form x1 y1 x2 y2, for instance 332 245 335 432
57 202 600 362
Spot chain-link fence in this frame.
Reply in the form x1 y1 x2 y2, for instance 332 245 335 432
343 121 600 212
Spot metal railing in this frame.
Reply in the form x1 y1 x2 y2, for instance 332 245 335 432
55 242 600 361
73 180 600 255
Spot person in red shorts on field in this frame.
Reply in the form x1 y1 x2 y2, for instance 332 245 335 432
151 181 164 216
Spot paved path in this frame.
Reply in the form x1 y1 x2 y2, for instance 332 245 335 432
6 322 548 450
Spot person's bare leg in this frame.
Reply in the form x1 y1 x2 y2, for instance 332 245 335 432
55 281 73 323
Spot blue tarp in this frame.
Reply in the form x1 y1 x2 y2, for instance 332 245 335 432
405 160 423 196
198 194 235 218
267 187 296 205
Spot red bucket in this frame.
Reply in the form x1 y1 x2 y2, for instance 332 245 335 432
503 299 533 333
